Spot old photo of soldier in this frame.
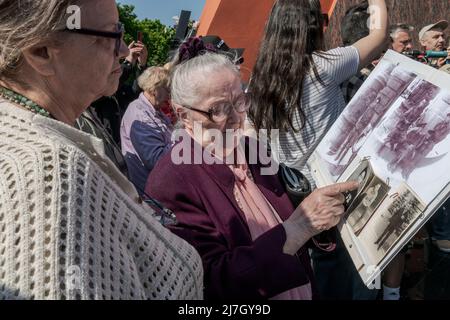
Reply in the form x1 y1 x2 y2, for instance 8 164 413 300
373 185 425 255
344 160 390 236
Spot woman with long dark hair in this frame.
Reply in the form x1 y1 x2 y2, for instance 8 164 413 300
248 0 388 181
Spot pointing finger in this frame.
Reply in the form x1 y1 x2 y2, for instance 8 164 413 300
321 181 359 196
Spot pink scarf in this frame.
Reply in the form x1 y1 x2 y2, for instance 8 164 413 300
229 148 312 300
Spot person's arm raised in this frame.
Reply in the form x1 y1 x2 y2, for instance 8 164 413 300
282 181 359 255
353 0 389 69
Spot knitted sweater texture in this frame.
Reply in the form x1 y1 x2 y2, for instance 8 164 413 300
0 100 203 300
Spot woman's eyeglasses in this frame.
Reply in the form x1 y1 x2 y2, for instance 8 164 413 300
183 94 251 123
64 22 125 57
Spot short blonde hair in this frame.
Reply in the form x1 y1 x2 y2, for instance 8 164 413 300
137 67 170 93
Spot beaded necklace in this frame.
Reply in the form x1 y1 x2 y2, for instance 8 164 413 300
0 86 53 118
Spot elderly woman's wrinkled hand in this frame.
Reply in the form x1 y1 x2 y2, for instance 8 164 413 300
282 181 359 255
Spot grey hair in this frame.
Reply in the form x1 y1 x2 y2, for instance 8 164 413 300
170 52 240 108
0 0 82 80
390 23 414 39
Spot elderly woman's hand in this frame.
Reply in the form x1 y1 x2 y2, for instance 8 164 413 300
282 181 359 255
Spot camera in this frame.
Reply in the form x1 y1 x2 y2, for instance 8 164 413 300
425 50 448 58
402 50 423 58
402 50 449 65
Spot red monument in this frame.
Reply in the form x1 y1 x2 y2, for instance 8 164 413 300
197 0 449 81
196 0 337 82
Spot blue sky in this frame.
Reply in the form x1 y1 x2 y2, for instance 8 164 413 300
117 0 206 26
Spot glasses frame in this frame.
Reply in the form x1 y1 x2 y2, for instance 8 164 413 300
64 22 125 56
183 105 217 122
182 94 250 123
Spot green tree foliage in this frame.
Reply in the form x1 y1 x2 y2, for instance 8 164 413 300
118 3 175 66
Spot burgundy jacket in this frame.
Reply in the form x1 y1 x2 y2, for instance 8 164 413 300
146 137 331 300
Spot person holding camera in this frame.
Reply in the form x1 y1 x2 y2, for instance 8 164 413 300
116 40 150 118
124 40 149 71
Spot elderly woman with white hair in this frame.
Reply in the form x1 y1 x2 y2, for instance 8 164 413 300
0 0 202 299
146 53 358 300
120 66 173 196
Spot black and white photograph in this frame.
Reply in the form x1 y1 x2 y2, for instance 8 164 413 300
344 160 390 236
358 184 426 264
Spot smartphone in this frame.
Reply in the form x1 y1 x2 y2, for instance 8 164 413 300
137 31 143 43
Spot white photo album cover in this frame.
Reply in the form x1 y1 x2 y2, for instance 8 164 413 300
308 50 450 287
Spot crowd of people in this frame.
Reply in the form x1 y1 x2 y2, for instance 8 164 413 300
0 0 449 300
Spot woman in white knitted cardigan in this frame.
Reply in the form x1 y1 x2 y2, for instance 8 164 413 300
0 0 203 299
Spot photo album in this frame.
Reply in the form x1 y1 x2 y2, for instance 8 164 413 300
308 50 450 287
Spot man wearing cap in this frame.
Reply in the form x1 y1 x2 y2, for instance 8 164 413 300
418 25 450 295
419 20 450 68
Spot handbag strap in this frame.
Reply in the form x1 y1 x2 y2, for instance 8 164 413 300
280 163 311 193
134 184 177 226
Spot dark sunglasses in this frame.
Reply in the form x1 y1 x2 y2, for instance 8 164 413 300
64 22 125 56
